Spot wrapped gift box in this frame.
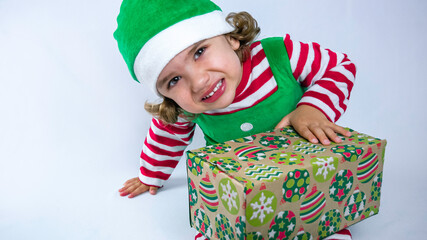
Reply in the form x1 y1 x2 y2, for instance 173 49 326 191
186 127 386 240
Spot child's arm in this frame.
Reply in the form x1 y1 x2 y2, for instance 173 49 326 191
119 116 195 198
276 34 356 145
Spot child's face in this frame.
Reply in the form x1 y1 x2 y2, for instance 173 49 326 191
156 35 242 114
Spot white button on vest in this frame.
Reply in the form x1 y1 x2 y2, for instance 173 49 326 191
240 122 253 132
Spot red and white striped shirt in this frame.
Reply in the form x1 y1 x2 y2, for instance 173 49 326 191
139 34 356 187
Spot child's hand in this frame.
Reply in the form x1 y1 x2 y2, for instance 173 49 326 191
275 105 351 145
118 177 158 198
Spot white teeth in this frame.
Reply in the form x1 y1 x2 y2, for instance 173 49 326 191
202 80 223 100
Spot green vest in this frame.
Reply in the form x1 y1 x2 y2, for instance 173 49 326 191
192 37 304 145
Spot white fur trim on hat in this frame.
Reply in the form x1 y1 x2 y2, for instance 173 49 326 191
134 10 234 97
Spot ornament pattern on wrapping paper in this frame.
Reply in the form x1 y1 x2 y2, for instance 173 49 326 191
370 172 383 201
215 214 235 240
331 144 364 162
269 152 305 165
280 126 301 138
219 178 240 215
248 190 277 226
357 150 379 183
234 145 267 161
211 157 242 173
344 189 366 221
200 143 232 154
235 216 246 240
361 206 379 220
259 135 291 149
267 211 296 240
232 135 257 143
194 208 213 238
245 164 283 182
329 169 354 202
188 178 198 207
199 174 219 212
310 156 339 182
300 188 326 224
187 152 207 176
292 140 326 154
348 132 382 145
282 169 310 202
292 229 313 240
317 209 342 239
234 176 254 195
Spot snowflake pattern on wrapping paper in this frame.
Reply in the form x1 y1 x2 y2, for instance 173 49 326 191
248 191 277 226
310 156 338 182
219 179 239 214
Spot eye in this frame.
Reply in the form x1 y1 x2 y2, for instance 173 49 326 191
168 76 181 88
194 47 206 60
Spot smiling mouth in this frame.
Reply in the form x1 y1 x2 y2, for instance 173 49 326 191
202 79 224 101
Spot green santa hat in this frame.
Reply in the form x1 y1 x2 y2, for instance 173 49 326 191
114 0 234 96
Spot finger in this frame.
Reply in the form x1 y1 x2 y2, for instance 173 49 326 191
274 115 291 130
119 181 141 196
124 177 139 186
333 124 351 137
295 125 318 144
310 127 330 145
149 186 158 195
129 185 150 198
324 127 342 143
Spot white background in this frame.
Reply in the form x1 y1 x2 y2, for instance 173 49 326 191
1 0 426 239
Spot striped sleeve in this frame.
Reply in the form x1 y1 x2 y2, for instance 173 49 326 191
139 116 195 187
284 34 356 122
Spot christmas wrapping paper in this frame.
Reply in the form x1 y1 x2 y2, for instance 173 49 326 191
186 127 386 240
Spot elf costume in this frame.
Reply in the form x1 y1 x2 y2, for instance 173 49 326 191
114 0 356 239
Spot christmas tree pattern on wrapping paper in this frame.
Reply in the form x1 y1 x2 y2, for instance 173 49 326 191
199 174 219 213
215 214 235 240
235 216 246 240
282 169 310 203
259 135 291 149
343 188 366 221
194 208 213 239
267 211 296 240
293 227 313 240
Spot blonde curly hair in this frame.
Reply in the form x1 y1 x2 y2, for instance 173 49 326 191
144 11 260 124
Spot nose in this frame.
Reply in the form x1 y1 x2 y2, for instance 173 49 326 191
189 69 209 93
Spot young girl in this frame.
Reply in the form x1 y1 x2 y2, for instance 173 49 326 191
114 0 355 239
